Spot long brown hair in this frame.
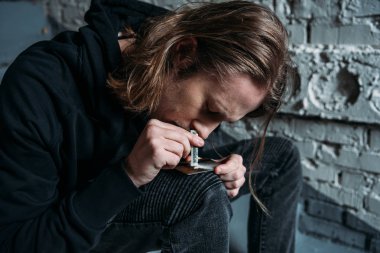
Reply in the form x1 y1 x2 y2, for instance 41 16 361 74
109 1 291 213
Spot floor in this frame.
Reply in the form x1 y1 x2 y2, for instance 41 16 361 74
229 195 366 253
295 231 365 253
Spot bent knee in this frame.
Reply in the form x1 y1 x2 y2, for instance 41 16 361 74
164 172 232 224
198 181 233 220
261 137 302 186
265 137 301 168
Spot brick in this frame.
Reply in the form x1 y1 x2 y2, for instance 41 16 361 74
221 121 253 141
343 0 380 17
273 0 290 23
370 129 380 151
266 122 299 141
266 117 294 136
324 124 364 146
302 160 337 182
333 148 380 174
316 144 339 163
338 25 377 45
374 180 380 194
311 24 376 44
344 209 380 235
306 181 364 209
301 183 331 203
294 140 317 158
305 198 343 223
340 171 365 191
360 152 380 174
291 0 340 19
366 194 380 216
299 213 367 249
311 25 339 44
334 148 361 169
294 120 325 142
291 121 363 148
287 24 306 44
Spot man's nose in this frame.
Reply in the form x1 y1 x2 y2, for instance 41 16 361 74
191 120 220 139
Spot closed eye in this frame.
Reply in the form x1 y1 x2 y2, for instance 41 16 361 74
206 102 223 116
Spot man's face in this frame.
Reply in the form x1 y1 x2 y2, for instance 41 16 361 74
151 72 267 139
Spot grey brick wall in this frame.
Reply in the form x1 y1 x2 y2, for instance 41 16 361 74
218 0 380 251
1 0 379 252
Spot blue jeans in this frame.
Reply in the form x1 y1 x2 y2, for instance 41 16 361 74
90 135 302 253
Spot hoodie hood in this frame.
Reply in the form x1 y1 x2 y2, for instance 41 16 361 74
75 0 168 125
84 0 169 72
67 0 169 158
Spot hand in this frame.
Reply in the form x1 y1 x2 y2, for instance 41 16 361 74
124 119 204 187
214 154 246 198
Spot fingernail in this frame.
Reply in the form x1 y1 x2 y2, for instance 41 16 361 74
197 137 204 145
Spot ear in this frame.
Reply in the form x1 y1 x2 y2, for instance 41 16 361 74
173 37 197 70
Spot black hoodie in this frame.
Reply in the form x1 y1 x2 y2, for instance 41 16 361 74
0 1 167 252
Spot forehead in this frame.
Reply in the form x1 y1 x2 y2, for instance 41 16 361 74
210 74 267 120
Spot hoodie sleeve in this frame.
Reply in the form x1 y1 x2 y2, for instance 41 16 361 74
0 48 142 253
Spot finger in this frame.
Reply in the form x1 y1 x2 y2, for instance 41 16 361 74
150 119 204 147
162 138 185 158
161 130 191 158
214 154 243 175
184 155 192 162
160 149 182 170
223 177 245 190
218 166 246 181
227 188 239 198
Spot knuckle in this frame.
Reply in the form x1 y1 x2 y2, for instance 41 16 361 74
235 154 243 164
156 162 165 170
151 150 160 161
233 173 240 180
181 137 190 150
148 119 159 126
180 135 188 144
229 181 237 188
228 189 238 198
225 181 235 189
177 143 184 153
168 155 181 166
146 126 158 138
148 138 159 148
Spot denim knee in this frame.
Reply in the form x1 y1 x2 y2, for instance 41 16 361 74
255 137 303 196
201 181 233 220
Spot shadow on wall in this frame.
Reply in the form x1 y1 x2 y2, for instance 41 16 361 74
300 184 380 252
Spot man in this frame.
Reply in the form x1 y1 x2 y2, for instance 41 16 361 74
0 0 302 252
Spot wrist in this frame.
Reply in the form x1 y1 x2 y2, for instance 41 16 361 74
123 157 144 188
